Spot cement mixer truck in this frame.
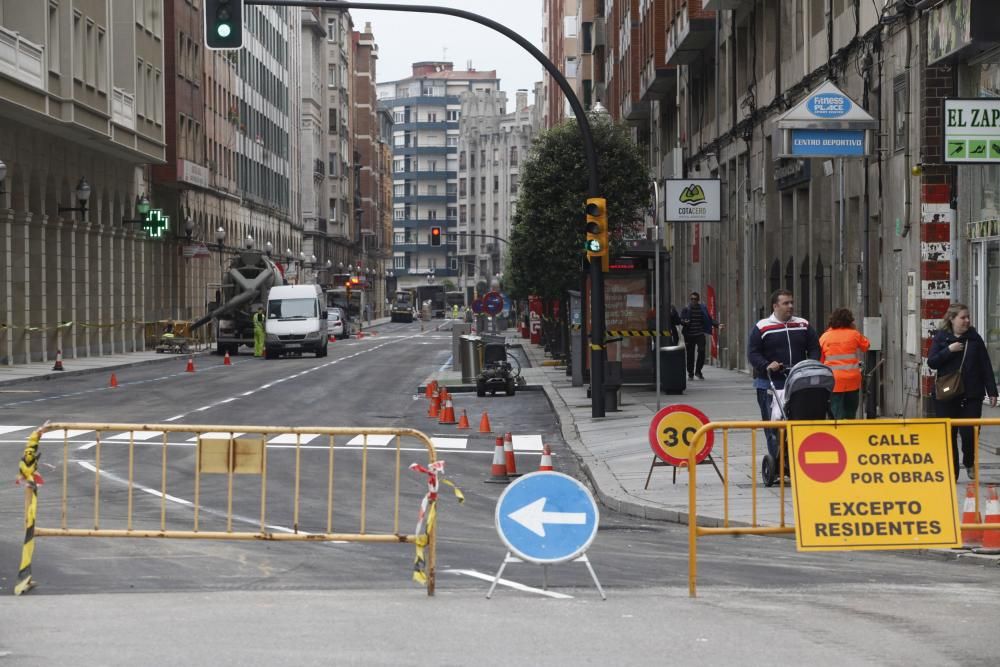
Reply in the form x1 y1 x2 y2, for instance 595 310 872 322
191 249 285 355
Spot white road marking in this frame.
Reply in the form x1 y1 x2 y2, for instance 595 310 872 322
430 437 468 450
512 434 544 452
41 429 93 440
267 433 323 444
107 431 165 441
0 425 32 436
345 434 393 447
442 569 573 599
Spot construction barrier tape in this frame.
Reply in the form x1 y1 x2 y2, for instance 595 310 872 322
589 344 604 351
606 330 675 338
15 424 46 596
409 460 464 586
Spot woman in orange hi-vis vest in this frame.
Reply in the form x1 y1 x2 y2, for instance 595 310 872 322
819 308 871 419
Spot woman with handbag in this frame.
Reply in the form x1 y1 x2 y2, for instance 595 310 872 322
927 303 998 481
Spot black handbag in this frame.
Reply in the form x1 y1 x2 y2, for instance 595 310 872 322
935 342 967 401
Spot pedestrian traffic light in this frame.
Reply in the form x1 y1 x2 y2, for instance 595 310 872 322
584 197 608 271
205 0 243 50
430 226 442 246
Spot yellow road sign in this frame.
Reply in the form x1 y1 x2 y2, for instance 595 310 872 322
788 420 961 551
648 405 713 466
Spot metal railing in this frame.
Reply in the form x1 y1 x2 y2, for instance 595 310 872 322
17 422 443 595
685 418 1000 598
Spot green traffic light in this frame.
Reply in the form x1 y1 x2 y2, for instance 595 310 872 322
217 23 232 38
585 240 602 252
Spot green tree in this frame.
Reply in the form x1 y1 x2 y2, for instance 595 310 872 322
505 113 650 301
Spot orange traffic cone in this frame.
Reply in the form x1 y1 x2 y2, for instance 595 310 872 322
485 437 509 484
438 397 457 425
109 373 119 388
976 485 1000 554
538 444 554 471
961 483 983 548
503 432 520 478
52 349 64 371
478 411 492 433
186 356 196 373
356 330 365 339
425 380 437 398
457 409 470 429
428 388 441 418
223 351 231 366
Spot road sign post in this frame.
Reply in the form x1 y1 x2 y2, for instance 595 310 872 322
645 405 723 488
488 471 605 599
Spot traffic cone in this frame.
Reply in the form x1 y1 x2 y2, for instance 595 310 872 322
456 409 470 429
425 380 437 398
974 485 1000 554
478 411 492 433
223 351 231 366
485 437 509 484
961 483 983 548
438 396 457 425
538 444 554 471
503 432 521 477
185 356 196 373
356 330 364 339
52 349 64 371
428 387 441 418
109 373 119 388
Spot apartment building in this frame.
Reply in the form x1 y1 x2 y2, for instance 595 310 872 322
593 0 1000 418
457 87 543 300
378 62 500 296
0 0 166 365
542 0 581 128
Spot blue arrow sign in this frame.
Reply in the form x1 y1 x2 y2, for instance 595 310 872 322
495 471 599 564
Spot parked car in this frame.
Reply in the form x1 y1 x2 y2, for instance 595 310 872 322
328 307 352 339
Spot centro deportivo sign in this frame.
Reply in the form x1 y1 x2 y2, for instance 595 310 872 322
787 420 961 551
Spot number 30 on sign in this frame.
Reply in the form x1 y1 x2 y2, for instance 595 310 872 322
647 404 714 466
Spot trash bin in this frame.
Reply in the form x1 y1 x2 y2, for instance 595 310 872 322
451 323 470 371
658 345 687 394
459 334 484 384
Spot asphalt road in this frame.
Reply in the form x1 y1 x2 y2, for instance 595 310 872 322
1 320 998 664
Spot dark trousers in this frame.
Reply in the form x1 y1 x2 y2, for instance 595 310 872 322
756 388 780 459
934 396 984 479
685 334 706 375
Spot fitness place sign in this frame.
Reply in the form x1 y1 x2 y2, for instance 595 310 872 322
776 81 877 159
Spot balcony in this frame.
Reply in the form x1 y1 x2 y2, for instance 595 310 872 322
0 26 43 89
666 3 717 66
313 159 325 178
395 170 457 181
112 88 136 130
397 194 451 204
393 146 456 156
702 0 749 10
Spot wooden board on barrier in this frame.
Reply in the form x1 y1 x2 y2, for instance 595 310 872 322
787 420 961 551
199 436 265 474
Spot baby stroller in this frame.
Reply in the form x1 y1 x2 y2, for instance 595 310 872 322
761 359 835 487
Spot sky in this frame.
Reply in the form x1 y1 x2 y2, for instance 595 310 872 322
350 1 545 102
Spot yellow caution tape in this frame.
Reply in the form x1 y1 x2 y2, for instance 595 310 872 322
15 424 46 596
409 461 463 586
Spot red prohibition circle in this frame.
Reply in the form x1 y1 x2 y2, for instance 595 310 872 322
647 404 714 466
797 432 848 483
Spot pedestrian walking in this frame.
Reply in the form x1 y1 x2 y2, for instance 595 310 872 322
927 303 998 481
819 308 871 419
680 292 720 380
253 306 265 358
747 289 820 460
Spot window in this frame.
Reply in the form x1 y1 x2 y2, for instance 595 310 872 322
493 175 499 192
48 2 60 74
447 136 458 147
447 206 456 220
136 60 144 116
471 152 476 168
327 17 338 41
459 180 467 197
493 202 499 220
73 13 83 81
447 110 458 121
393 209 405 220
510 146 518 165
564 15 578 38
394 184 405 196
427 160 437 171
426 112 437 122
427 184 438 196
459 205 467 223
96 28 107 91
394 231 406 244
480 177 486 193
428 209 437 219
459 153 467 170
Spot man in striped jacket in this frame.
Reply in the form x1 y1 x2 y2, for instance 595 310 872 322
747 289 820 459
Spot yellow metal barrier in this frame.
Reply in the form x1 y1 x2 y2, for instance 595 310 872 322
14 422 447 596
686 418 1000 598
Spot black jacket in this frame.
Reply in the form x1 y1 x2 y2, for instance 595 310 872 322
927 327 998 400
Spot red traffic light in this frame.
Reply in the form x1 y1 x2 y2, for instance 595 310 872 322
430 226 442 246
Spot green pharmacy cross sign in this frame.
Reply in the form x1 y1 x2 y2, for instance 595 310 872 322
142 209 170 238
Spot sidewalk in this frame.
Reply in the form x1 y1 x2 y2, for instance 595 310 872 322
0 317 395 387
453 332 1000 542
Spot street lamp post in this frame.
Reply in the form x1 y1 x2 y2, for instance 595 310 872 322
215 227 226 274
58 177 93 219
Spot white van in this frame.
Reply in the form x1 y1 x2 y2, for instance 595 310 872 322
264 284 328 358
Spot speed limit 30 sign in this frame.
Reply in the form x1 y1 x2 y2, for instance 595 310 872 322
647 404 714 466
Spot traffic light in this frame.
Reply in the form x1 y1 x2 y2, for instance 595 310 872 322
584 197 608 271
430 226 442 246
205 0 243 50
